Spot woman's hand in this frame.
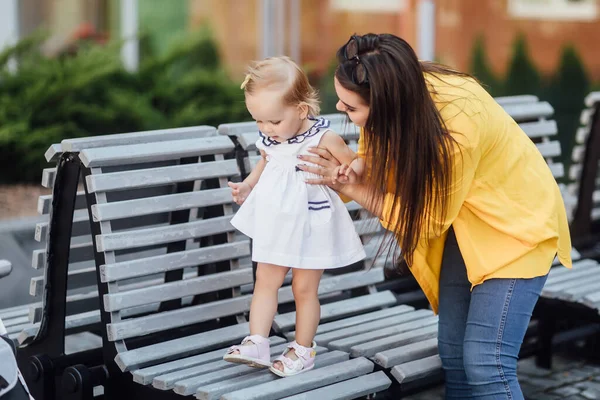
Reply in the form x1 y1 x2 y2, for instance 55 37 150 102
297 146 343 189
333 164 359 185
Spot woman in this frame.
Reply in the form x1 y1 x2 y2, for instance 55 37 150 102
298 33 572 399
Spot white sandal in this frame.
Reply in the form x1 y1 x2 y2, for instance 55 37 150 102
223 335 271 368
269 341 317 377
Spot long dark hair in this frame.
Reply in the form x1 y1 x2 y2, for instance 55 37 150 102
336 33 471 267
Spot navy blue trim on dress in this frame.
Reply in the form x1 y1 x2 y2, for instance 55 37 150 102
258 131 281 147
287 117 330 144
257 117 331 147
308 205 331 211
308 200 329 205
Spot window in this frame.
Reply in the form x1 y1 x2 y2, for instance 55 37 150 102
330 0 407 13
508 0 598 21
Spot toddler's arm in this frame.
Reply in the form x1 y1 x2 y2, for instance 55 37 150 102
319 132 363 185
228 150 267 205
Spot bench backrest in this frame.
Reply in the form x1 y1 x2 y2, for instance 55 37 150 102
79 132 260 361
19 126 217 347
569 92 600 240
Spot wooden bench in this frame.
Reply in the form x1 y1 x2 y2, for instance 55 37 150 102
568 91 600 249
536 91 600 368
28 128 392 400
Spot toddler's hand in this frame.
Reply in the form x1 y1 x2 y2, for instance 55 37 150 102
228 181 252 205
332 164 359 185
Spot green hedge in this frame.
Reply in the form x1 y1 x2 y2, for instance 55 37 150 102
0 30 248 183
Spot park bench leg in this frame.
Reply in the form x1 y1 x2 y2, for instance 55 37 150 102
61 364 108 400
536 315 555 369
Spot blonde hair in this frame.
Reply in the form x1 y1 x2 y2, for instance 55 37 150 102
241 56 320 117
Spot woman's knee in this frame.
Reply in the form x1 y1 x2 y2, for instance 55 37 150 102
462 340 517 386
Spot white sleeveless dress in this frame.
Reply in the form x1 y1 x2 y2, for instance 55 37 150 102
230 117 366 270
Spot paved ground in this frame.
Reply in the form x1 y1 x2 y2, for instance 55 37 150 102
402 352 600 400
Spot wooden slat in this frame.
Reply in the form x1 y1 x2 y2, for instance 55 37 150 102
503 102 554 121
107 294 252 341
576 127 590 144
373 338 438 368
273 290 396 332
30 267 97 296
97 215 237 252
0 260 12 278
218 122 257 138
79 137 234 168
549 163 564 179
104 269 253 312
170 345 325 394
101 241 249 282
37 191 86 215
495 95 538 106
520 120 557 139
17 310 102 345
115 322 251 371
281 371 391 400
350 324 439 358
220 357 374 400
32 241 94 269
390 355 443 384
285 305 414 341
584 91 600 108
35 209 89 242
153 341 303 391
44 143 62 162
92 189 232 222
0 304 30 320
536 141 561 158
545 259 597 283
132 336 286 385
86 160 239 193
62 126 217 152
580 108 595 126
195 351 349 400
29 291 99 323
570 164 582 181
323 312 436 350
572 145 586 163
313 309 432 346
41 168 57 189
354 218 382 236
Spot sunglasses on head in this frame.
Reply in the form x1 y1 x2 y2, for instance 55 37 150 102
344 36 369 85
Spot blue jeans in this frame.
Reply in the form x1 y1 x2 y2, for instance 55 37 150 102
438 229 548 399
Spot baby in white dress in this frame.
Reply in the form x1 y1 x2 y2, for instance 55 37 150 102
223 56 366 377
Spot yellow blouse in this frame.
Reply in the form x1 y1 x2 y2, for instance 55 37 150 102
356 74 572 313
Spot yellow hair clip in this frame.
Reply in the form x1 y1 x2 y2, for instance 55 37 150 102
240 74 251 90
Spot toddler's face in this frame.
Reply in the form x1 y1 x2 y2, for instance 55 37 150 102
246 89 307 142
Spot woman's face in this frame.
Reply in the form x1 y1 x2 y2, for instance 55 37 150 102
334 77 370 127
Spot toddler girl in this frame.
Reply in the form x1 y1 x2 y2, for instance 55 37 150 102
223 56 366 377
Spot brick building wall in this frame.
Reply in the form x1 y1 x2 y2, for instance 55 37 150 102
435 0 600 80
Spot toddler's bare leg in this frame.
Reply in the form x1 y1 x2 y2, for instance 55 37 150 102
232 262 289 354
273 268 323 371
